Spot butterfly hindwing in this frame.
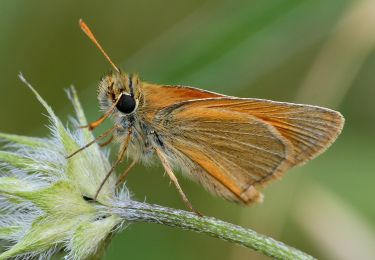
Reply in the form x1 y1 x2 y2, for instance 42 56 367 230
152 99 293 203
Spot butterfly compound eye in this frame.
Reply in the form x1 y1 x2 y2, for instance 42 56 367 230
116 94 136 114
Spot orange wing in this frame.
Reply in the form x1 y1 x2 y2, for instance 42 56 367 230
198 98 344 166
140 83 223 120
148 95 343 204
153 104 292 204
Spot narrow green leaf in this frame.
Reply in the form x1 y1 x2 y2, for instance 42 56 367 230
0 133 47 148
0 151 35 170
0 226 20 239
0 151 58 176
65 86 97 149
68 215 121 259
0 177 37 194
0 216 86 260
66 86 88 126
17 181 94 216
18 73 80 156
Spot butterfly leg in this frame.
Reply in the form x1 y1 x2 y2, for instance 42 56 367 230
94 128 132 200
99 135 114 147
66 125 116 159
155 147 202 216
80 107 114 130
116 160 137 187
80 93 123 130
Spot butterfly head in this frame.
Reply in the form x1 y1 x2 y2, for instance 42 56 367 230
78 20 143 116
98 71 142 115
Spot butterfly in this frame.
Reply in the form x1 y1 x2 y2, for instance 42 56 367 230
69 19 344 214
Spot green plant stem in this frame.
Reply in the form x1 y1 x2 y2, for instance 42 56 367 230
113 201 315 260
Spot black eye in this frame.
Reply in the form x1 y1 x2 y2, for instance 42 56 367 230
116 94 136 114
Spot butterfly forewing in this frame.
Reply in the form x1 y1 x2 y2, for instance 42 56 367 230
200 98 344 166
142 85 344 203
140 83 223 120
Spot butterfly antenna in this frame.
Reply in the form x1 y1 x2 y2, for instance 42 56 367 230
79 19 120 73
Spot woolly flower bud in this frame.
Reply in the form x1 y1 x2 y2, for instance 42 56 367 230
0 75 128 259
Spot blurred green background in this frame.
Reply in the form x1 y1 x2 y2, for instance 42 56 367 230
1 0 374 259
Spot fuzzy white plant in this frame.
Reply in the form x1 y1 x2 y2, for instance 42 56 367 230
0 75 315 260
0 75 127 260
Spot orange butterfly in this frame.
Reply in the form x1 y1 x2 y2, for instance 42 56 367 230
69 20 344 214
